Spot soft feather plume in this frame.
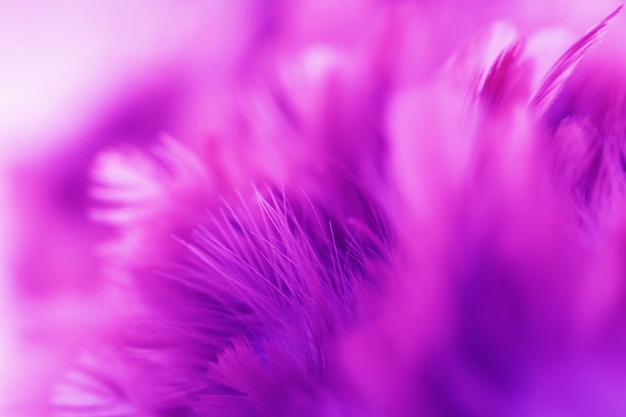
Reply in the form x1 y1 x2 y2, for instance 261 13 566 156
3 1 626 417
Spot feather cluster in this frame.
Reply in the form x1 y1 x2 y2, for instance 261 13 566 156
3 1 626 417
